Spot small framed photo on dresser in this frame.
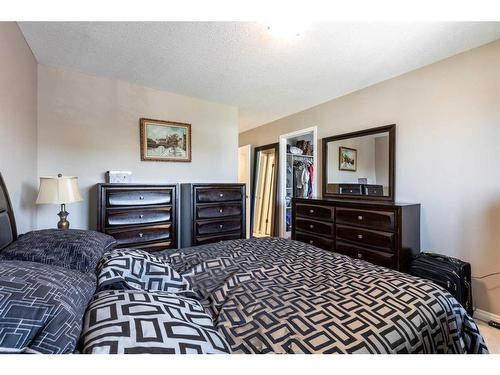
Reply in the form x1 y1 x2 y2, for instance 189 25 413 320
140 118 192 162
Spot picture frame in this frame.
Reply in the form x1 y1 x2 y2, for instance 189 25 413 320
339 146 357 171
140 118 192 162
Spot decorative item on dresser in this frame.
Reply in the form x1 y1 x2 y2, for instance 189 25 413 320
291 198 420 272
97 184 178 252
181 183 246 247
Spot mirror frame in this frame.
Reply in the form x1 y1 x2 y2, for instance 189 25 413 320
250 142 280 237
321 124 396 202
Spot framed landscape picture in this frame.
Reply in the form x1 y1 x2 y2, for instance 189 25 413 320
140 118 192 162
339 146 357 171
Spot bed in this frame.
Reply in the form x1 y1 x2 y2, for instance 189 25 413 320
0 173 489 354
157 238 488 354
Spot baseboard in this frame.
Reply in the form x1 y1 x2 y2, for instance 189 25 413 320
474 309 500 323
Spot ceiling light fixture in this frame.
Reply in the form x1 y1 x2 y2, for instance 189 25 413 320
266 21 310 39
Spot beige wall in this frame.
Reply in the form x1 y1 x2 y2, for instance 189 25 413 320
240 40 500 314
0 23 38 233
37 65 239 230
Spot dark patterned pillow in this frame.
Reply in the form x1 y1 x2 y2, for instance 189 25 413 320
0 260 96 354
80 290 231 354
97 249 194 296
0 229 116 273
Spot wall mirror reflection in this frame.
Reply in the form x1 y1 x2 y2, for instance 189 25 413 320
322 124 395 201
251 143 279 237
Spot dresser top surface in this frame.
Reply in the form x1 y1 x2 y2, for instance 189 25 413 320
293 196 420 208
181 183 245 186
97 183 178 187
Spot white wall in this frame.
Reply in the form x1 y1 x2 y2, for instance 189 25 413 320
0 23 38 233
240 40 500 315
37 65 239 230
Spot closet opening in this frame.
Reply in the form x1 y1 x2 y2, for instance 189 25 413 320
279 127 318 238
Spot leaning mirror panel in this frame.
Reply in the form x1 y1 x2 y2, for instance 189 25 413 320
252 144 279 237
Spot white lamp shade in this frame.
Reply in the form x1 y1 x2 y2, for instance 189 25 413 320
36 176 83 205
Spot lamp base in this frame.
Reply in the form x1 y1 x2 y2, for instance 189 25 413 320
57 204 70 230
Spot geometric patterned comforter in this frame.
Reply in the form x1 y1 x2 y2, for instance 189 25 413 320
157 238 489 354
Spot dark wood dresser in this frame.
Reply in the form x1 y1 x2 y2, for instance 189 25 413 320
181 183 246 247
97 184 178 252
292 197 420 272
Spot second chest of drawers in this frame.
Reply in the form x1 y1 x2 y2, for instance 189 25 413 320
181 183 246 247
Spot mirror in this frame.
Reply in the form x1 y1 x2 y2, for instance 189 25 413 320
322 124 395 201
251 143 279 237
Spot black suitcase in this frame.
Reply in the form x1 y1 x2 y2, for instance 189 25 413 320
409 252 473 316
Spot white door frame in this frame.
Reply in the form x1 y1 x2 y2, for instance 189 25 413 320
278 126 318 237
238 144 252 238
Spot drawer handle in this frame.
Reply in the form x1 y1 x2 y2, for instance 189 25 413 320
139 214 144 219
219 209 223 213
219 193 224 198
357 252 363 259
139 196 145 200
139 232 144 238
309 240 314 244
309 209 314 214
357 215 363 221
309 224 314 229
357 234 363 239
219 224 224 229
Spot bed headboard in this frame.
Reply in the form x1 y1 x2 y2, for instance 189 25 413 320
0 173 17 250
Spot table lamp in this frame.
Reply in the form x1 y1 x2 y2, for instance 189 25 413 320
36 174 83 230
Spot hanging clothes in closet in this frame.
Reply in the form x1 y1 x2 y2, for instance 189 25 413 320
307 163 314 197
293 158 313 199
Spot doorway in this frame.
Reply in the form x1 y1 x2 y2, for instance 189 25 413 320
238 145 252 238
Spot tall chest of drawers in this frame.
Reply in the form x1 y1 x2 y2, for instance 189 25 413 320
181 183 246 247
292 198 420 272
97 184 178 252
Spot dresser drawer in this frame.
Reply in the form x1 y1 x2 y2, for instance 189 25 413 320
196 203 242 219
336 241 395 269
295 204 333 221
295 231 333 251
338 184 363 195
129 241 174 252
196 218 241 236
107 207 172 226
364 185 384 197
195 187 242 203
107 190 172 206
336 208 395 231
106 224 171 245
336 225 395 251
195 232 243 246
295 218 333 237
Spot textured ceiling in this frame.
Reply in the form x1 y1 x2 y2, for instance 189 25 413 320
18 22 500 132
